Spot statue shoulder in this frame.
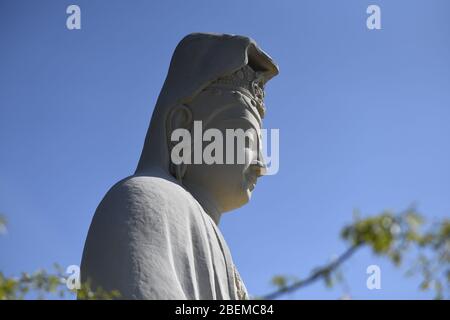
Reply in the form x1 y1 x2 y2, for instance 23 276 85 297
81 175 192 299
96 175 193 222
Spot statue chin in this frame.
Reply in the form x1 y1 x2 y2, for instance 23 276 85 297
222 185 254 213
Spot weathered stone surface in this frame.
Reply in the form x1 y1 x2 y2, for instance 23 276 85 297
80 33 278 299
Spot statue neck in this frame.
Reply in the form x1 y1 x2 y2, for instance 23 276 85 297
182 181 222 225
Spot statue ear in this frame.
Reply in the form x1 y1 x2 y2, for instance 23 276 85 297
166 104 193 134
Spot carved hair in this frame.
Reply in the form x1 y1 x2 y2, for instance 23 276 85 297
208 65 266 118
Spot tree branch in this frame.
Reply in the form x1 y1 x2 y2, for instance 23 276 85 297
262 244 361 300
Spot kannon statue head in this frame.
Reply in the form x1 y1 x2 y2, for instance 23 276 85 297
135 33 278 221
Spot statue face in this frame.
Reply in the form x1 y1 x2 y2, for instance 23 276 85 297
179 89 266 213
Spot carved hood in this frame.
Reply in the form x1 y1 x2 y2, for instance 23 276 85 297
136 32 279 174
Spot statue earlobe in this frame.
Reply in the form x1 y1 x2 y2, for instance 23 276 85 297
174 161 187 183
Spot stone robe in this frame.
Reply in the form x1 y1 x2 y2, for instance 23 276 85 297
80 172 248 299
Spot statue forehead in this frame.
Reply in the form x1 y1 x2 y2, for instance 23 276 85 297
187 86 263 130
209 65 267 119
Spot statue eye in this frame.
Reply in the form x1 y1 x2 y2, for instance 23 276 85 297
245 134 256 150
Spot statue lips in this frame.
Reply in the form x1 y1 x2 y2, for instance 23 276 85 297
245 160 265 192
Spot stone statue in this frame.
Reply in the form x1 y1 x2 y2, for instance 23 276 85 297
80 33 279 299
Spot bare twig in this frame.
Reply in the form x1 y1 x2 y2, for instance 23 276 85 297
262 244 361 300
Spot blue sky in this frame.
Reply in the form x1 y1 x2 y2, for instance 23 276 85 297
1 0 449 299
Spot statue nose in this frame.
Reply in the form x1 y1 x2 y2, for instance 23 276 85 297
258 148 268 176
